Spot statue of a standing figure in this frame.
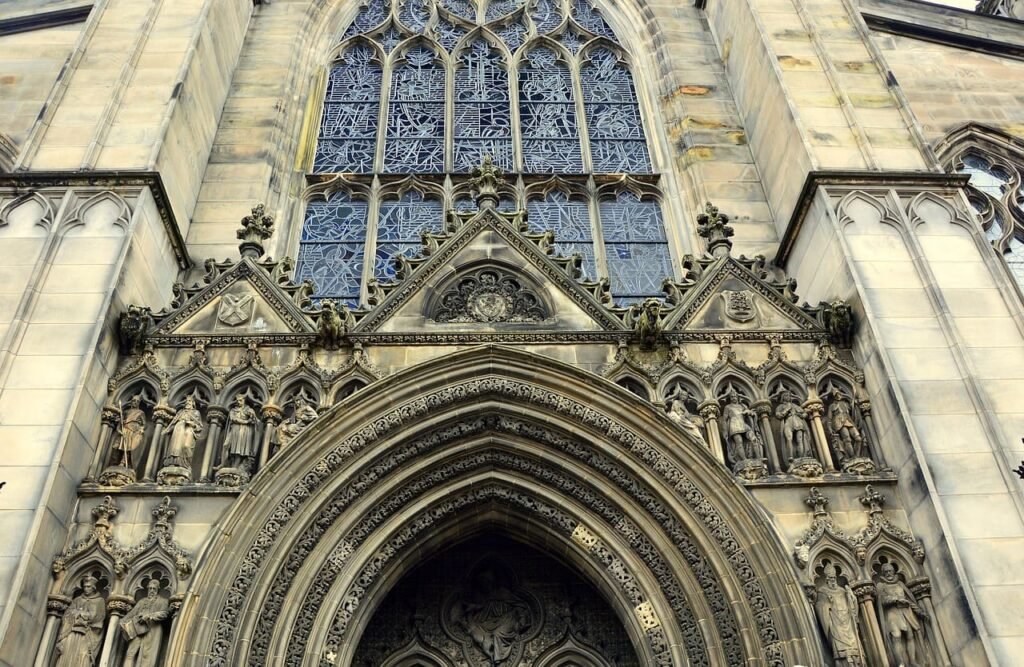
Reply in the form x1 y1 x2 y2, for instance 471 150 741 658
113 395 147 469
273 395 320 453
775 389 812 461
719 389 764 464
814 565 865 666
664 385 706 447
120 580 169 667
221 393 259 473
55 575 105 667
827 389 865 462
875 562 930 667
161 396 204 469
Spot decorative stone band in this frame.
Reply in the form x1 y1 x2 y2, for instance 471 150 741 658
207 376 791 667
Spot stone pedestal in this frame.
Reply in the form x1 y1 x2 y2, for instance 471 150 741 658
215 467 250 488
157 465 192 486
788 457 824 478
841 457 877 476
733 459 768 481
98 466 136 487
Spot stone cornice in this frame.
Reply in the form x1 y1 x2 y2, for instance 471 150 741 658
860 0 1024 59
774 170 969 267
0 169 191 269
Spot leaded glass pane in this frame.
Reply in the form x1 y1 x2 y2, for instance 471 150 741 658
441 0 476 21
527 191 597 278
530 0 561 34
600 191 665 241
494 19 527 52
399 0 432 31
572 0 615 38
384 46 446 172
600 192 670 298
374 25 406 52
557 25 588 54
376 191 443 278
315 45 382 173
296 192 369 304
433 15 469 51
519 48 582 173
962 153 1011 198
344 0 390 38
455 196 516 211
486 0 523 21
1006 236 1024 293
454 40 513 172
583 49 651 173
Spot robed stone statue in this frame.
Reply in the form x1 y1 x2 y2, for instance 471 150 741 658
120 580 169 667
221 393 259 472
814 564 865 666
876 562 930 667
55 575 105 667
161 395 204 469
113 395 147 468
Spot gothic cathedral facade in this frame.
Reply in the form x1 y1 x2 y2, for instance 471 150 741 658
1 0 1024 664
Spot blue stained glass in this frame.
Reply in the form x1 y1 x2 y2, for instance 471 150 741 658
557 25 588 53
583 49 651 173
494 19 526 52
455 40 513 172
441 0 476 21
486 0 523 21
455 196 516 211
384 47 446 172
599 191 665 241
376 192 442 277
519 48 582 172
432 16 468 51
374 25 407 52
315 45 382 173
600 192 671 297
296 192 369 302
530 0 561 34
399 0 432 31
344 0 390 38
572 0 615 38
527 191 596 277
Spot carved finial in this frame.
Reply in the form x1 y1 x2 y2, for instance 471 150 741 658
805 487 829 516
469 155 504 208
696 201 734 258
152 496 177 532
237 202 275 259
92 495 120 531
858 484 885 516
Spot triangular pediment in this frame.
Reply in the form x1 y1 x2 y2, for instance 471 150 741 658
663 257 821 333
355 207 626 333
151 258 316 337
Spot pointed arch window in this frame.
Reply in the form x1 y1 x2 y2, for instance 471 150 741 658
297 0 674 305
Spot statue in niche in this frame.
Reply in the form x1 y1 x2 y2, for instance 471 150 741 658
113 394 147 469
827 389 866 462
664 385 706 447
120 579 169 667
774 388 821 476
160 395 204 470
273 394 319 453
55 575 105 667
814 564 865 666
875 562 930 667
221 393 260 474
718 389 765 477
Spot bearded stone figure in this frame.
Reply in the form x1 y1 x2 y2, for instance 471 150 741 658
875 562 931 667
814 565 865 666
120 580 169 667
161 396 204 468
221 393 259 472
55 576 105 667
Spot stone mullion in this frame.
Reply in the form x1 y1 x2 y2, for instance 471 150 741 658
201 406 228 482
586 177 610 283
361 178 383 306
509 57 525 174
143 403 176 482
444 48 455 174
259 404 284 469
803 397 836 472
752 400 782 474
698 401 726 465
88 405 122 481
374 48 393 176
569 49 594 175
909 577 952 666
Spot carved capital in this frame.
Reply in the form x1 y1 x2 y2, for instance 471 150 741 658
751 399 772 418
697 401 720 420
207 405 228 427
908 576 932 599
152 403 176 425
100 405 122 427
46 594 71 617
849 580 876 603
261 403 284 425
802 399 824 417
107 594 135 616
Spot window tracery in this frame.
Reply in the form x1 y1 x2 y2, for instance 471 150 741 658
300 0 671 304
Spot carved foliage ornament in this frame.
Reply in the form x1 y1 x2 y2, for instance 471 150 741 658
433 267 548 323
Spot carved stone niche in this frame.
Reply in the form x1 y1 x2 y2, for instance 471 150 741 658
430 265 549 324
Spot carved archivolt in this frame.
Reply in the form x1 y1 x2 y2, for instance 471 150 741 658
165 346 824 667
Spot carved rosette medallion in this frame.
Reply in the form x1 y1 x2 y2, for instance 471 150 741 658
441 558 543 665
434 268 547 324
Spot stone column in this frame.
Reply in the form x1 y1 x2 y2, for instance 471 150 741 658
33 595 70 667
803 399 836 472
909 576 951 666
856 396 885 467
200 406 227 482
259 403 283 469
143 404 175 482
98 594 133 667
698 401 725 464
87 406 122 481
850 580 888 667
752 400 781 473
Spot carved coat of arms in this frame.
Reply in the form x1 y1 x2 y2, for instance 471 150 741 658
721 290 757 323
217 294 255 327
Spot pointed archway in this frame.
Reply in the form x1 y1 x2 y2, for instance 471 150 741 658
166 345 825 666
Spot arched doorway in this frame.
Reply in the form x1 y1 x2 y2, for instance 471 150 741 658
353 534 637 666
165 346 824 666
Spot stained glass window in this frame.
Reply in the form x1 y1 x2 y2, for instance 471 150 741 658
302 0 675 306
600 191 672 300
296 192 369 306
375 191 443 279
454 40 513 172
